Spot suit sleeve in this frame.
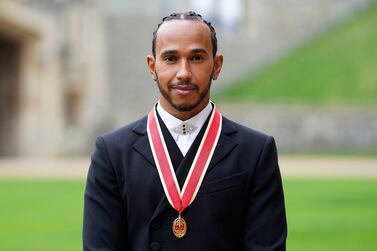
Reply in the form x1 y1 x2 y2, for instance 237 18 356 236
83 136 128 251
244 136 287 251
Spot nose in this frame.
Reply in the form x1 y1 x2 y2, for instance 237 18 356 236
176 60 192 81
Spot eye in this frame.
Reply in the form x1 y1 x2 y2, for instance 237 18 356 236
163 56 177 62
191 55 203 61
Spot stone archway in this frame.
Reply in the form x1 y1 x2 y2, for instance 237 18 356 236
0 0 64 156
0 36 21 156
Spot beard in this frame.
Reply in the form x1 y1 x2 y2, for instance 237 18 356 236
155 74 212 112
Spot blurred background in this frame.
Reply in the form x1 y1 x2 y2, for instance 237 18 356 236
0 0 376 250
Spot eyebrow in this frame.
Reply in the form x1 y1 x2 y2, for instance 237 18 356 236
160 50 178 56
160 48 209 56
191 48 208 55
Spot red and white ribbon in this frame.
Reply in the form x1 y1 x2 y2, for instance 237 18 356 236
147 104 222 213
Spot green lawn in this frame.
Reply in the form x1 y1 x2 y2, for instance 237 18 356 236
285 179 377 251
1 179 377 250
0 180 85 251
216 1 377 105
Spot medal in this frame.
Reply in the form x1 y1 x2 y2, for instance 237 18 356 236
172 214 187 238
147 102 222 238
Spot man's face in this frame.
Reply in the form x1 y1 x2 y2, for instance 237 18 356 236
147 20 223 118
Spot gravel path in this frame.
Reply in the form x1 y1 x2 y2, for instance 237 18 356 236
0 156 376 179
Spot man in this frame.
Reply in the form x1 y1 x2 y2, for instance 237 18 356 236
83 11 287 251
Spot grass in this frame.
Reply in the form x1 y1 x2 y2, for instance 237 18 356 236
0 180 85 251
216 1 377 105
1 179 377 250
284 179 377 251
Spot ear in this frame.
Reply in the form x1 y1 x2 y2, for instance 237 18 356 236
212 54 223 80
147 55 157 81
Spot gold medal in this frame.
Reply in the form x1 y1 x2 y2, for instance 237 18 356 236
172 215 187 238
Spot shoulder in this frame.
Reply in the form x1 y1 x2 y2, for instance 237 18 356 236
222 116 272 146
222 116 277 160
95 116 148 148
222 117 279 171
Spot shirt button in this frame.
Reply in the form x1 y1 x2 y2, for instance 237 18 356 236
150 242 161 250
151 219 161 229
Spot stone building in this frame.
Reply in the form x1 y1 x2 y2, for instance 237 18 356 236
0 0 108 156
0 0 371 156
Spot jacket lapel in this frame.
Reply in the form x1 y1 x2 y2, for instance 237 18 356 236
131 117 171 220
131 117 155 167
206 117 237 174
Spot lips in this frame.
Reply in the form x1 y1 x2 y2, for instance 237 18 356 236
171 83 197 94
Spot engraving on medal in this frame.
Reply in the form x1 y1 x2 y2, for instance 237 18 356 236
172 216 187 238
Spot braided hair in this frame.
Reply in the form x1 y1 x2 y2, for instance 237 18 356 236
152 11 218 58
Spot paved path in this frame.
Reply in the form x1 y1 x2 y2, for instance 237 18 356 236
0 157 90 180
0 156 376 179
279 155 377 178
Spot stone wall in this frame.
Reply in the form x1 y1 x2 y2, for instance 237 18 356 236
219 103 377 152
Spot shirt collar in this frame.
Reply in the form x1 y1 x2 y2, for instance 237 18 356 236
156 101 213 133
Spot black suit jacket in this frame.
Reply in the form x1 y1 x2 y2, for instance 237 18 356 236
83 116 287 251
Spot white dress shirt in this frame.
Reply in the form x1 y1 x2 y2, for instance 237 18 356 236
156 101 213 156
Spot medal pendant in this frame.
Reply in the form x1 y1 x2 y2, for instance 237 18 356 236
172 215 187 238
